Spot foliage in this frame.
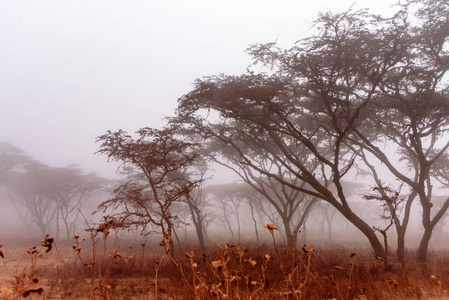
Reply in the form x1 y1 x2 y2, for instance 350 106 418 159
96 127 203 255
173 0 449 262
0 143 108 238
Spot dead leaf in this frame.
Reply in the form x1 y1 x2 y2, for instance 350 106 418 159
211 260 223 269
0 287 13 297
22 285 44 297
263 223 276 231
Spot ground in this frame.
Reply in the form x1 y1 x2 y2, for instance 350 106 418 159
1 238 449 299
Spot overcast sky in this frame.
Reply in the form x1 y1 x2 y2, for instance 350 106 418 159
0 0 395 179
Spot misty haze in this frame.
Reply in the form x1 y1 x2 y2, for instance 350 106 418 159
0 0 448 299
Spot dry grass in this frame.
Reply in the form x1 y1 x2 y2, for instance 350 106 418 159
1 230 449 299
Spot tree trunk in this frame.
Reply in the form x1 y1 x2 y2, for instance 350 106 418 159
394 191 415 265
397 230 405 265
172 227 183 254
281 218 295 248
56 208 61 240
326 215 333 243
418 197 449 262
249 201 259 243
168 226 176 257
191 214 206 252
418 227 432 262
342 209 385 258
302 221 307 244
235 210 241 243
187 201 206 252
61 212 72 240
320 217 325 243
293 198 315 246
36 220 47 237
222 205 235 240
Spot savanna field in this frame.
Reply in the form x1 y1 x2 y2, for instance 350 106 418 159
1 0 448 299
1 225 449 300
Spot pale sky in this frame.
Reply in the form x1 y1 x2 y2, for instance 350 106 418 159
0 0 395 178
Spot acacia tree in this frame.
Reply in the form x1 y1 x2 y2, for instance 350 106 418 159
206 136 319 248
314 202 338 243
173 1 449 260
216 183 266 243
353 148 418 265
347 0 449 262
3 163 59 235
253 178 317 248
237 187 261 242
2 162 106 237
46 166 108 239
96 128 202 256
205 184 242 241
0 143 32 233
174 14 392 259
0 142 31 176
182 162 209 252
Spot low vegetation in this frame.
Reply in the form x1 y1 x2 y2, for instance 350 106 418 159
1 223 448 300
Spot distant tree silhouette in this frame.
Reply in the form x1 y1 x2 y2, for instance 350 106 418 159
2 158 106 237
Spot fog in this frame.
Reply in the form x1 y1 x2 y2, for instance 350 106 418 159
0 0 394 179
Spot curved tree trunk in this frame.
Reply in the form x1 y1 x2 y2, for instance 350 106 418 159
341 209 385 258
418 228 432 262
418 197 449 262
187 200 206 252
194 220 206 252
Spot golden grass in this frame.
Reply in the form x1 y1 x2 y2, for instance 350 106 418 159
1 231 449 299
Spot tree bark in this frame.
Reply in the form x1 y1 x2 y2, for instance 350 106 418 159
418 227 432 262
248 200 259 243
189 204 206 252
172 227 183 254
418 197 449 262
397 230 405 265
281 217 295 248
342 209 385 258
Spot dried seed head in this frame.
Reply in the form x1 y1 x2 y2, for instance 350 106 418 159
185 250 195 259
334 265 345 271
246 258 257 267
22 286 44 298
211 260 223 269
28 246 39 255
112 249 122 259
387 279 398 287
263 223 277 232
302 244 314 254
41 234 54 253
